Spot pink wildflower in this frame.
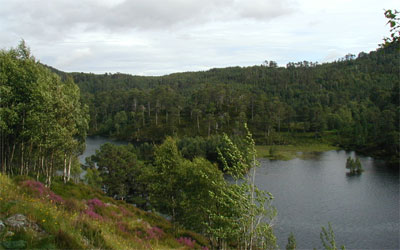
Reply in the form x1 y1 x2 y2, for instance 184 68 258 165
22 180 64 204
177 237 196 248
87 198 105 208
84 207 103 220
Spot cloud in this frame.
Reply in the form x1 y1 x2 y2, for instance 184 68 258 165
0 0 297 42
1 0 397 76
55 47 92 67
234 0 297 21
321 50 342 63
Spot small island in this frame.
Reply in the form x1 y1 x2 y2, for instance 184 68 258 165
346 157 364 174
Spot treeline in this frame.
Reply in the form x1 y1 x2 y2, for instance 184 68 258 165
0 42 89 186
63 43 399 164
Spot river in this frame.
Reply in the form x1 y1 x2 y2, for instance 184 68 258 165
80 137 399 249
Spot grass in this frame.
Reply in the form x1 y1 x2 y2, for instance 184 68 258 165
0 173 210 249
255 130 339 160
256 144 338 160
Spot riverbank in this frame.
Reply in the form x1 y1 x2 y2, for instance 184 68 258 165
255 144 339 160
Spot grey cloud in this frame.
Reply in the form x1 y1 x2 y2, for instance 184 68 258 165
0 0 297 41
235 0 297 21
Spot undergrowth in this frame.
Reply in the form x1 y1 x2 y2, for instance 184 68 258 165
0 173 210 249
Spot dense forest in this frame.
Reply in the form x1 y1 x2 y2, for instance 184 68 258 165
50 42 399 165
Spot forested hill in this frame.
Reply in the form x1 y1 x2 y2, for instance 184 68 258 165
53 43 399 164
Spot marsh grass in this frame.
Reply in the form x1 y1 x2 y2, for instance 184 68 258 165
256 144 338 160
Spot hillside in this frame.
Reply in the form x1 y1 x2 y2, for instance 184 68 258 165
0 173 209 249
51 43 399 164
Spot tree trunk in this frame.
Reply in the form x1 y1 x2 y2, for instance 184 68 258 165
208 120 211 138
1 130 4 173
67 155 72 181
251 99 254 122
9 143 16 175
20 142 24 175
48 152 54 187
63 154 67 183
249 155 257 250
197 114 200 131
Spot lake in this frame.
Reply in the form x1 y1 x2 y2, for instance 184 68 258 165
78 136 127 164
80 137 399 249
256 151 399 249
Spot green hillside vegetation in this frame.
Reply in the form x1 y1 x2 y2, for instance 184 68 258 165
0 173 209 249
51 41 399 165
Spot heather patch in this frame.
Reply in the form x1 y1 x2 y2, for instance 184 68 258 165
21 180 64 205
177 236 196 248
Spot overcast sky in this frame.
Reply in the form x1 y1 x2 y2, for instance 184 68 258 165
0 0 397 76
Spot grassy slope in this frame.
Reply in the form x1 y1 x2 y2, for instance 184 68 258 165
0 174 208 249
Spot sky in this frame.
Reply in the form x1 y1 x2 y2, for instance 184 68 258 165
0 0 397 76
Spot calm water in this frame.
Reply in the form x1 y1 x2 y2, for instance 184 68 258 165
78 136 127 164
81 138 399 249
256 151 399 249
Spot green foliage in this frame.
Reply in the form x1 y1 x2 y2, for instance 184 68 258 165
57 40 400 165
320 223 345 250
217 133 247 179
54 230 83 249
0 41 89 185
286 233 296 250
50 179 106 200
269 146 277 157
91 143 147 205
346 157 363 174
146 137 186 221
2 240 27 249
84 168 102 189
104 131 275 249
382 9 400 48
206 125 277 249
